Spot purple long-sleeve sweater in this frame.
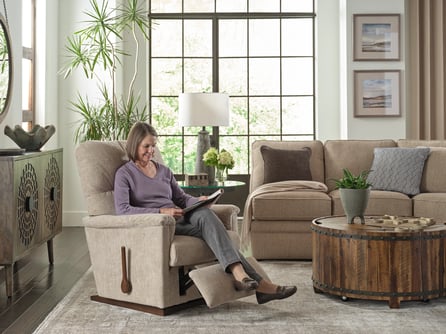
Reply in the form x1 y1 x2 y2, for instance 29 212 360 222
114 160 199 215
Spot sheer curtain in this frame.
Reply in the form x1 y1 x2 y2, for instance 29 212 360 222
407 0 446 139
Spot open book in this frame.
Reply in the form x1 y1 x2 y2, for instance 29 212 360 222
183 188 224 214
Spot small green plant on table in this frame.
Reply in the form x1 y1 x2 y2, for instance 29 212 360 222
334 168 371 189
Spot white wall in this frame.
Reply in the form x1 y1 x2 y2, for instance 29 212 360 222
316 0 341 140
57 0 99 226
317 0 406 140
35 0 59 141
1 0 408 226
344 0 406 139
57 0 118 226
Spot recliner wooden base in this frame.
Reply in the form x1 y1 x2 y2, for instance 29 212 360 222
90 295 205 316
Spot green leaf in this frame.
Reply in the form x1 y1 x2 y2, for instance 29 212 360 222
61 0 151 143
332 168 372 189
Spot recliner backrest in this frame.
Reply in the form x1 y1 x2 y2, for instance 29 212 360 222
75 140 164 216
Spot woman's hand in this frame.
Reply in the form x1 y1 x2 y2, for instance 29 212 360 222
198 195 214 208
160 207 184 218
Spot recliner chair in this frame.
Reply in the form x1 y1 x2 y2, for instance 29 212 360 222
75 141 241 315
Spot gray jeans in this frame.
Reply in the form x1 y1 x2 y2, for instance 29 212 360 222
175 207 263 282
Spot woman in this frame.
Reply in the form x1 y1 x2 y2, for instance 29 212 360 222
114 122 297 304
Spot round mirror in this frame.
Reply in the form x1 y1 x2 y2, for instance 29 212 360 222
0 13 12 124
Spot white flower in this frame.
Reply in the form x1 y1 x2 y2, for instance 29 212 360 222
218 150 234 169
203 147 235 170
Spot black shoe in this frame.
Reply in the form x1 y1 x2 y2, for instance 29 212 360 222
233 277 259 291
256 285 297 304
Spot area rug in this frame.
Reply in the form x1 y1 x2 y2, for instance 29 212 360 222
33 261 446 334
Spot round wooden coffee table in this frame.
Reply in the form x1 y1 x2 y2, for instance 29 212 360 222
311 215 446 308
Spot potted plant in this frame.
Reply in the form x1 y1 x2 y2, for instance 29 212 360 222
334 168 372 224
61 0 150 142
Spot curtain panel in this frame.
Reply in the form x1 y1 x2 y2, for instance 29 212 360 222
407 0 446 139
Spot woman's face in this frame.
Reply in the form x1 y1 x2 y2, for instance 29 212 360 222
136 134 157 163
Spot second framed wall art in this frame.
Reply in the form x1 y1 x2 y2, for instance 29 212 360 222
354 70 401 117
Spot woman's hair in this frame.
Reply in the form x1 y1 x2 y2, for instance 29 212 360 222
125 122 158 161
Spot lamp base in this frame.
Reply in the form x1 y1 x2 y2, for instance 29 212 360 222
196 130 215 184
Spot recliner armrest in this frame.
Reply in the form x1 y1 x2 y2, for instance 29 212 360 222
83 206 239 233
210 204 240 231
83 213 176 229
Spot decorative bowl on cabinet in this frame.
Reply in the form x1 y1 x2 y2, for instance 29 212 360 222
4 124 56 151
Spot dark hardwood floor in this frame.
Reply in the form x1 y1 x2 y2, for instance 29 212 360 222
0 227 91 334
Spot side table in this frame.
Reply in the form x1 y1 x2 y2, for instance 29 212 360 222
312 215 446 308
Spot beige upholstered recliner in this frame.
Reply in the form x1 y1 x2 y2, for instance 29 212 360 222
75 141 242 315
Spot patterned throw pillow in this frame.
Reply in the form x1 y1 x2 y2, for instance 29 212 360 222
367 147 430 196
260 145 312 184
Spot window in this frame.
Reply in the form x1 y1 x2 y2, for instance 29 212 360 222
149 0 315 175
22 0 35 130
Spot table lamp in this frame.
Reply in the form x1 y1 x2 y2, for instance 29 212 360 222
179 92 229 175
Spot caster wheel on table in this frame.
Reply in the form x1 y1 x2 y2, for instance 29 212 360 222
313 287 323 294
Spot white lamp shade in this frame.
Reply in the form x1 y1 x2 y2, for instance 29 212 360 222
179 93 229 127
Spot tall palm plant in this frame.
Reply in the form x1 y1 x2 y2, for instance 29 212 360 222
61 0 150 142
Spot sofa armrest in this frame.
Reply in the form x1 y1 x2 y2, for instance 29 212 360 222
210 204 240 232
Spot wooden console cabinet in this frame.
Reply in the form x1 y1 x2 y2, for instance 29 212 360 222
0 149 63 297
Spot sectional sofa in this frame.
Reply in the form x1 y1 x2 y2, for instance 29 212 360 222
242 139 446 260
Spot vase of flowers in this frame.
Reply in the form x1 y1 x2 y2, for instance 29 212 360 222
215 167 228 183
203 147 235 184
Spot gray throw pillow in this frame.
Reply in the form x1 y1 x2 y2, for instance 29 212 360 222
367 147 430 196
260 145 312 184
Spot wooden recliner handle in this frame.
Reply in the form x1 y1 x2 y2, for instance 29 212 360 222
121 246 132 294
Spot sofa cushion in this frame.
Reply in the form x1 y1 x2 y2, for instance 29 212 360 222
397 141 446 192
260 145 312 184
250 220 313 233
250 227 313 260
367 147 430 196
252 191 331 220
251 140 325 192
331 189 412 217
324 140 397 192
169 231 240 267
413 193 446 222
189 257 270 308
419 148 446 192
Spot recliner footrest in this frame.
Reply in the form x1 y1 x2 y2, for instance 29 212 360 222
189 257 270 308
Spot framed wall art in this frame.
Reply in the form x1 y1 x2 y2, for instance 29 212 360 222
354 70 401 117
353 14 400 61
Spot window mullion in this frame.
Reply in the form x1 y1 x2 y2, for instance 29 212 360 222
212 17 219 150
148 1 315 175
